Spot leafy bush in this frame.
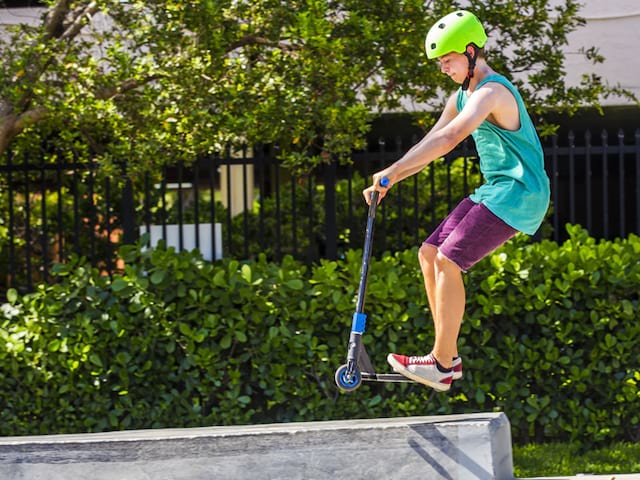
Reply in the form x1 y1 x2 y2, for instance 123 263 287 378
0 225 638 447
464 225 640 444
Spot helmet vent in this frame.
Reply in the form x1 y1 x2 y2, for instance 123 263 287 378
438 23 446 29
430 43 436 50
456 12 464 17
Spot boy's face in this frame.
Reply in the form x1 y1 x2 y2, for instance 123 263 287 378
437 52 468 85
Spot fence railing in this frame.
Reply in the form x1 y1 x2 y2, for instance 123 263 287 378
1 128 639 296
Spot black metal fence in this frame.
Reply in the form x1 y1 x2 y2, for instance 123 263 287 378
1 128 639 296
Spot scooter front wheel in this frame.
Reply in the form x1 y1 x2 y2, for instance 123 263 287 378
335 364 362 392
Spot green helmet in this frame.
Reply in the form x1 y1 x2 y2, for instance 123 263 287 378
425 10 487 59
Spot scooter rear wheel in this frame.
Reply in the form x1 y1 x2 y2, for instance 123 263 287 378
335 364 362 392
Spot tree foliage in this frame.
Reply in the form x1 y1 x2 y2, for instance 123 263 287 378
0 0 634 172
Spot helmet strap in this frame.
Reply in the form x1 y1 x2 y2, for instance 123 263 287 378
462 44 479 91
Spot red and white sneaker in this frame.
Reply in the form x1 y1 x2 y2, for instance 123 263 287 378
452 356 463 380
387 353 453 392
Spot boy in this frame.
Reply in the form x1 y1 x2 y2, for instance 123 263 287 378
363 10 550 391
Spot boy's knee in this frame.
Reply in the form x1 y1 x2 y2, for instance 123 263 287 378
434 251 461 272
418 243 437 266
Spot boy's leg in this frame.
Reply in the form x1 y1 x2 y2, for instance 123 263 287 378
419 244 460 361
431 251 465 369
418 245 438 339
427 200 517 364
418 198 477 360
389 199 517 390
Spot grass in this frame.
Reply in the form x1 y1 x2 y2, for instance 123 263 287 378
513 442 640 477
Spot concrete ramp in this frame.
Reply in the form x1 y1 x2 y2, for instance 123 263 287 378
0 412 513 480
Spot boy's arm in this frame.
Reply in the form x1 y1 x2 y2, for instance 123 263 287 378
370 84 500 192
401 93 459 159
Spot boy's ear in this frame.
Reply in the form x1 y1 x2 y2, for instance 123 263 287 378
466 44 477 56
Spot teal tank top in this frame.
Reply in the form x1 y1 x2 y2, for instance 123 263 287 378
456 74 550 235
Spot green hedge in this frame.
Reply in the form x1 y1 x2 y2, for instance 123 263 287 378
1 225 638 446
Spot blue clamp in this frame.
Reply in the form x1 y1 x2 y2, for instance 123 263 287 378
351 312 367 333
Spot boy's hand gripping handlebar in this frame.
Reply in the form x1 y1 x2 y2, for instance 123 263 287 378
369 176 390 205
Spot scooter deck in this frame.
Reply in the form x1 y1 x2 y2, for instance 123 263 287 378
361 372 414 383
358 343 416 384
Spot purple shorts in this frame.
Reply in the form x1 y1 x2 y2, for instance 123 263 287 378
424 197 518 272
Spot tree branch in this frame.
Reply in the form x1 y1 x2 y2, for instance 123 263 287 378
95 75 163 100
0 108 47 156
44 0 71 39
226 34 300 54
13 107 49 133
0 115 17 155
2 74 161 152
61 1 101 41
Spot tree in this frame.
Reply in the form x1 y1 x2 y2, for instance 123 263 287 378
0 0 635 173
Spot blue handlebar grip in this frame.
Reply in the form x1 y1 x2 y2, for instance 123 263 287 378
380 176 390 187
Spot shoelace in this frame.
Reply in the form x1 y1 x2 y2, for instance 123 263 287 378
408 355 435 365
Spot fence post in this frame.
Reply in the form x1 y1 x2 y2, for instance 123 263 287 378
636 129 640 234
121 177 136 244
324 158 337 260
551 134 559 241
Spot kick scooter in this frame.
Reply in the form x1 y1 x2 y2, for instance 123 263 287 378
334 177 414 391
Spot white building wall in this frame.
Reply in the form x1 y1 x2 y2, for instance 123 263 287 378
557 0 640 105
0 6 44 27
